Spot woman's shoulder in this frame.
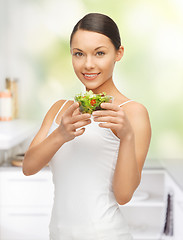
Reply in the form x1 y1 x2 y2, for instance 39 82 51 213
115 93 148 117
51 99 74 108
124 99 148 111
27 99 75 150
48 99 74 119
122 100 150 127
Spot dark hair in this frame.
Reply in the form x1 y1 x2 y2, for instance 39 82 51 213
70 13 121 50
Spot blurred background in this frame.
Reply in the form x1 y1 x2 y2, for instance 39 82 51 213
0 0 183 161
0 1 183 239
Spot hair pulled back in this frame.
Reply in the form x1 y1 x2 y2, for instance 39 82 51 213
70 13 121 50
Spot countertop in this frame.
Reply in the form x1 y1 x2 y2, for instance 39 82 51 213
143 158 164 169
0 119 38 150
0 157 183 193
0 157 163 170
160 158 183 192
144 158 183 192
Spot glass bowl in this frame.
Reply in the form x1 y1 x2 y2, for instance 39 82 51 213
74 92 114 114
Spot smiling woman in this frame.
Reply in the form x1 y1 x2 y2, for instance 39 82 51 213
23 12 151 240
71 29 124 92
70 13 123 91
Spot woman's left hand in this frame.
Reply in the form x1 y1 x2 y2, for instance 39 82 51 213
92 102 134 140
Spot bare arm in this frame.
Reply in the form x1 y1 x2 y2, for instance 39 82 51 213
23 128 66 176
92 102 151 205
112 103 151 204
23 100 65 175
23 101 91 176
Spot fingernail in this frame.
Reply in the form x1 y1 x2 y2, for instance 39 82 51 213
101 103 104 107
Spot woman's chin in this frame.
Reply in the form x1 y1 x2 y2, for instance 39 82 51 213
82 81 104 90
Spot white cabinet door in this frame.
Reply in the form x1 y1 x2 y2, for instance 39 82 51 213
121 206 165 239
120 169 166 240
0 168 54 240
0 169 54 206
0 206 51 240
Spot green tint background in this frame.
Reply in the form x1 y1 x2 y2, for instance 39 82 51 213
1 0 183 160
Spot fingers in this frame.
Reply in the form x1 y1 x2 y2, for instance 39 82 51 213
98 122 117 129
100 102 120 112
73 107 81 117
64 101 91 125
92 110 118 117
65 113 91 140
72 112 91 124
93 116 119 124
74 127 85 137
65 102 80 117
72 118 91 130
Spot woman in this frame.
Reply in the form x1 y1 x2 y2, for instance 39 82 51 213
23 13 151 240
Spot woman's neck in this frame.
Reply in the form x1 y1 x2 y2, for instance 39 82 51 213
85 78 123 99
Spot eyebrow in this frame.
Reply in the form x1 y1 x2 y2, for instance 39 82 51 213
72 46 108 51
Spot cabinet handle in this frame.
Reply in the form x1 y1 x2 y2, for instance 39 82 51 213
7 179 49 182
8 213 49 217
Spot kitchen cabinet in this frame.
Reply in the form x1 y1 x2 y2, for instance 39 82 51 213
0 167 54 240
0 119 52 239
0 206 51 240
1 166 182 239
119 169 167 240
0 169 53 206
1 167 167 240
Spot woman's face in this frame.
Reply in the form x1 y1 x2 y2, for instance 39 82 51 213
70 30 123 92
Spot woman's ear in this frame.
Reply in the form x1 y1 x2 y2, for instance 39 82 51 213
116 46 124 61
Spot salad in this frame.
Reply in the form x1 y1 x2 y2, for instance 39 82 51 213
74 90 113 114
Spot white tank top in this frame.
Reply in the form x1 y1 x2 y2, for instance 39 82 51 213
47 99 134 240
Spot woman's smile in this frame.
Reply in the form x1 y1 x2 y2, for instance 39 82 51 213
82 72 101 80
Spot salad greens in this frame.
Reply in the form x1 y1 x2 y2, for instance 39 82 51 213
74 90 113 114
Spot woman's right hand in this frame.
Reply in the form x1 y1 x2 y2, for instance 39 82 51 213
57 102 91 142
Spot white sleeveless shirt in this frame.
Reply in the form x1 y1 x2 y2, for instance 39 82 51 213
47 99 134 240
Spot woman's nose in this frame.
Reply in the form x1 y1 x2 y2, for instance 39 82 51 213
84 56 95 70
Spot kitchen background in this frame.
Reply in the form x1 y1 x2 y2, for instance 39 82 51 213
0 0 183 239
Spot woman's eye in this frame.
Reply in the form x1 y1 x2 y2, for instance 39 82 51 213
96 51 105 56
73 52 83 57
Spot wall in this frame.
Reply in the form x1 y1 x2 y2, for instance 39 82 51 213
0 0 6 89
1 0 183 161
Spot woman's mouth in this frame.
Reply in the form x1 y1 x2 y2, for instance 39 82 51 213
82 73 100 80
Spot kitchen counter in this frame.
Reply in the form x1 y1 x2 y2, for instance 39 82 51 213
0 119 38 150
1 157 163 171
160 158 183 192
144 157 183 192
0 162 50 172
1 157 183 193
143 158 164 170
